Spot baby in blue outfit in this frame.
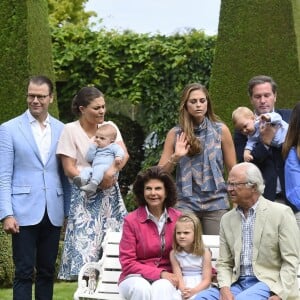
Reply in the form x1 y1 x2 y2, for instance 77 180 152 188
232 106 288 162
73 123 124 196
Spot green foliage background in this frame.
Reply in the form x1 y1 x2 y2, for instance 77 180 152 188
52 26 216 166
0 225 13 287
209 0 300 128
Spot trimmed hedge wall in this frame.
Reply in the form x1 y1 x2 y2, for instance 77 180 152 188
0 0 59 124
0 0 58 287
210 0 300 128
292 0 300 64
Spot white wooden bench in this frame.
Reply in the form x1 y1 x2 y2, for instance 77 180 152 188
74 231 300 300
74 231 123 300
73 231 220 300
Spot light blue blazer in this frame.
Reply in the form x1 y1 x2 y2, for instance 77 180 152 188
0 112 70 226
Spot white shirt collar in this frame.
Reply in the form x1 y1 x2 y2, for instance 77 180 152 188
26 109 50 125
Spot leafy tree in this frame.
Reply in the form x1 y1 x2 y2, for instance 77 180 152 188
51 26 216 167
47 0 96 27
47 1 216 168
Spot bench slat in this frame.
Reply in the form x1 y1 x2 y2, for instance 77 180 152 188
97 282 120 293
101 270 122 283
105 243 120 256
102 257 121 269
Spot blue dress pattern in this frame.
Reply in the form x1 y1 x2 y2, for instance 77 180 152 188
58 183 127 280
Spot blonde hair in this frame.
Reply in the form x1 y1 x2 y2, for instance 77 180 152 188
172 212 205 256
97 123 117 142
232 106 254 126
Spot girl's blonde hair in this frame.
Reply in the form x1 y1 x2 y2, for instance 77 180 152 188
173 212 205 256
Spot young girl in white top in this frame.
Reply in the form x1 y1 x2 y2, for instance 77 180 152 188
170 212 212 300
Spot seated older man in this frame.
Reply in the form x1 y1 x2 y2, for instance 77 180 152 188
195 162 300 300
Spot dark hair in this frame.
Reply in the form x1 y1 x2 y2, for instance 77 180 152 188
282 101 300 159
71 86 104 117
29 75 54 95
247 75 277 97
132 166 177 208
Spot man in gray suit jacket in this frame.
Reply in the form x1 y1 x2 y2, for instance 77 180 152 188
0 75 70 300
195 162 300 300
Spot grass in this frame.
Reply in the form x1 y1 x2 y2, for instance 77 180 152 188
0 281 78 300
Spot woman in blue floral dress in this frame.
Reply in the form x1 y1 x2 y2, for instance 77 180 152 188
57 87 128 280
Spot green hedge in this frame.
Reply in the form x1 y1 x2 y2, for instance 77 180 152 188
0 0 59 124
210 0 300 129
0 226 13 287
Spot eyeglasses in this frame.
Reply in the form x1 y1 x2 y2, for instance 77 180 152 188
27 94 49 101
226 182 253 189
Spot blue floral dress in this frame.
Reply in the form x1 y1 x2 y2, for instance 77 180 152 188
58 184 127 280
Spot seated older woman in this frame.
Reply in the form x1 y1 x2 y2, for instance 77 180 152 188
118 166 182 300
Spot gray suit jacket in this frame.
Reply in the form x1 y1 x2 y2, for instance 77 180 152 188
0 112 70 226
217 197 300 300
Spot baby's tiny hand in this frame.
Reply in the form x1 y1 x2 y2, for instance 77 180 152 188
260 114 271 123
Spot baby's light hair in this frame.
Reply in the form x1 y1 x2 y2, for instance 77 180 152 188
97 123 117 142
173 211 205 256
232 106 254 126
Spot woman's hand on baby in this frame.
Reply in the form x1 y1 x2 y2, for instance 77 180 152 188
100 168 117 189
114 157 123 166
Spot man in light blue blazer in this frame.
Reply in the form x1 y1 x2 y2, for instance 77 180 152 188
0 75 70 300
195 162 300 300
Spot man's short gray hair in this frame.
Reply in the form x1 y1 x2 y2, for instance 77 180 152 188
240 162 265 194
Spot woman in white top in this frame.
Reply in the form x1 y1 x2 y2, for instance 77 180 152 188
57 86 129 280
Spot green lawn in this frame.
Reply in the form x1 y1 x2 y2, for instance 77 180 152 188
0 281 77 300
